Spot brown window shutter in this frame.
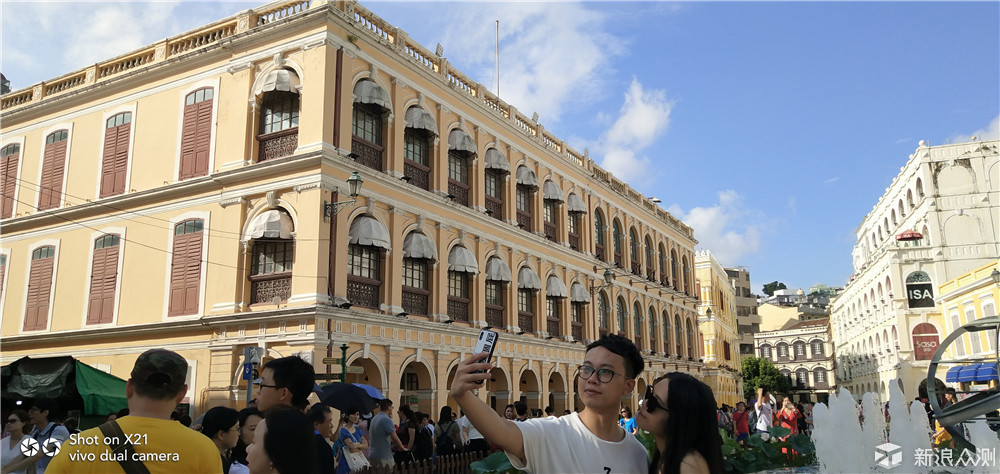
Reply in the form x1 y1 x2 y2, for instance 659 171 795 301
180 94 213 180
38 138 67 210
168 223 203 316
0 255 6 303
100 121 130 198
1 149 19 218
87 238 119 324
25 249 55 331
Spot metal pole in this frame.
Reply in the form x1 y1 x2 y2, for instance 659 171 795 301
341 343 349 382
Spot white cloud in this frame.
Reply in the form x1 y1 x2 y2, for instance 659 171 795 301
950 114 1000 143
823 177 840 184
669 190 763 266
595 78 674 185
429 2 626 123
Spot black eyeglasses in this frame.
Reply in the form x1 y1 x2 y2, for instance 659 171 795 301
577 365 628 383
642 385 668 413
258 383 282 390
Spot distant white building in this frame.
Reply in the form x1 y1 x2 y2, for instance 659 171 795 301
829 140 1000 402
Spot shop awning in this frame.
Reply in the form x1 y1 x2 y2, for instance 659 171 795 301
1 357 127 416
570 282 591 303
567 193 587 214
448 129 477 154
517 267 541 290
348 216 391 250
257 69 300 95
353 79 391 110
245 210 294 240
74 361 128 416
484 148 510 173
485 257 512 282
402 232 437 261
404 106 437 134
516 165 538 188
448 246 479 274
546 276 568 298
543 181 564 202
895 230 924 241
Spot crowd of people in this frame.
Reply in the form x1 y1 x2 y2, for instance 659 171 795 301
1 334 747 473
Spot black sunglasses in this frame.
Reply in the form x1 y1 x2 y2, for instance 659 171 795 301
643 385 668 413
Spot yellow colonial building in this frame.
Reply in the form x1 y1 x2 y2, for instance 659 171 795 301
0 0 704 419
694 251 742 406
937 260 1000 389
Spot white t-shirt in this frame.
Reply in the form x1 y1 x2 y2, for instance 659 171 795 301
457 415 484 441
1 436 28 474
507 412 649 473
755 402 773 432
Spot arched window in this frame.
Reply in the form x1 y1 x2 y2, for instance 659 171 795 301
347 215 389 308
682 255 691 294
179 87 214 180
612 220 623 267
648 306 657 349
545 275 567 338
447 245 478 322
517 266 541 334
616 297 627 335
796 368 809 387
777 342 789 361
569 282 588 341
484 257 511 329
169 219 204 316
662 312 671 351
448 129 476 207
598 292 611 336
760 344 772 360
1 143 21 218
906 189 914 210
793 341 806 359
686 318 695 357
813 367 827 386
810 339 824 358
258 69 301 162
87 234 121 325
658 244 668 286
542 181 563 243
645 236 655 281
916 178 924 197
632 302 643 350
515 165 537 232
594 210 606 261
352 78 390 170
670 250 679 290
629 228 641 276
24 245 57 331
39 130 69 210
248 209 295 305
674 315 683 356
402 232 437 316
402 107 435 190
101 112 133 197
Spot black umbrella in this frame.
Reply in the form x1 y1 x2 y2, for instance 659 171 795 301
318 382 378 414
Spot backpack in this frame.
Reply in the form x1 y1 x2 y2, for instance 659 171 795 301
747 407 758 431
718 410 734 436
413 425 433 460
436 420 457 455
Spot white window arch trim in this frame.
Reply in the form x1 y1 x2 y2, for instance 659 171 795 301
160 211 211 321
173 78 222 178
20 238 61 334
79 226 127 328
0 247 11 323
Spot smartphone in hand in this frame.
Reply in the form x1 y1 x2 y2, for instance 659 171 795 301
471 329 498 384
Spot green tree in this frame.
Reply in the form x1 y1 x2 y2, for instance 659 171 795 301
741 356 792 401
761 281 787 297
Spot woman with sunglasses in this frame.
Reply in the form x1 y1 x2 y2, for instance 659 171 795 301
635 373 724 474
619 407 637 435
1 410 30 474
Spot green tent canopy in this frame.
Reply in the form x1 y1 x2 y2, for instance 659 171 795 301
1 356 127 416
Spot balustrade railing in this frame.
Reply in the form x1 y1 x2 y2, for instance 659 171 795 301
403 162 429 190
401 289 428 316
447 298 469 322
485 306 504 329
448 181 469 206
516 211 531 231
485 197 503 220
544 222 557 242
568 233 580 251
547 318 560 338
572 323 583 341
250 274 291 304
518 313 534 333
352 137 384 171
258 128 298 161
347 277 380 309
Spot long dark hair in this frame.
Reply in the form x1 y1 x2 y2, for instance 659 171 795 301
264 406 316 474
649 373 724 474
438 405 454 425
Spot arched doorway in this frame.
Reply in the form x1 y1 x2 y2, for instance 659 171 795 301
520 367 541 411
548 370 567 414
487 366 510 413
399 359 434 413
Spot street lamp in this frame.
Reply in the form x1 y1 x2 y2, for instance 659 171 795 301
323 171 363 221
991 268 1000 287
590 268 614 293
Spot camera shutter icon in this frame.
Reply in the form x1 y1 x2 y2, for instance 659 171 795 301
875 442 903 469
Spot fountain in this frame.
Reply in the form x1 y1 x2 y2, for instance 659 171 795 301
813 381 931 472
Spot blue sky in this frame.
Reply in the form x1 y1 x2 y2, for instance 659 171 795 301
3 1 998 293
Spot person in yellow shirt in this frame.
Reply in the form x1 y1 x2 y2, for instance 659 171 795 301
47 349 222 473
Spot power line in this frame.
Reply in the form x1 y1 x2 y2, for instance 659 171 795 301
8 195 328 281
11 177 333 242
